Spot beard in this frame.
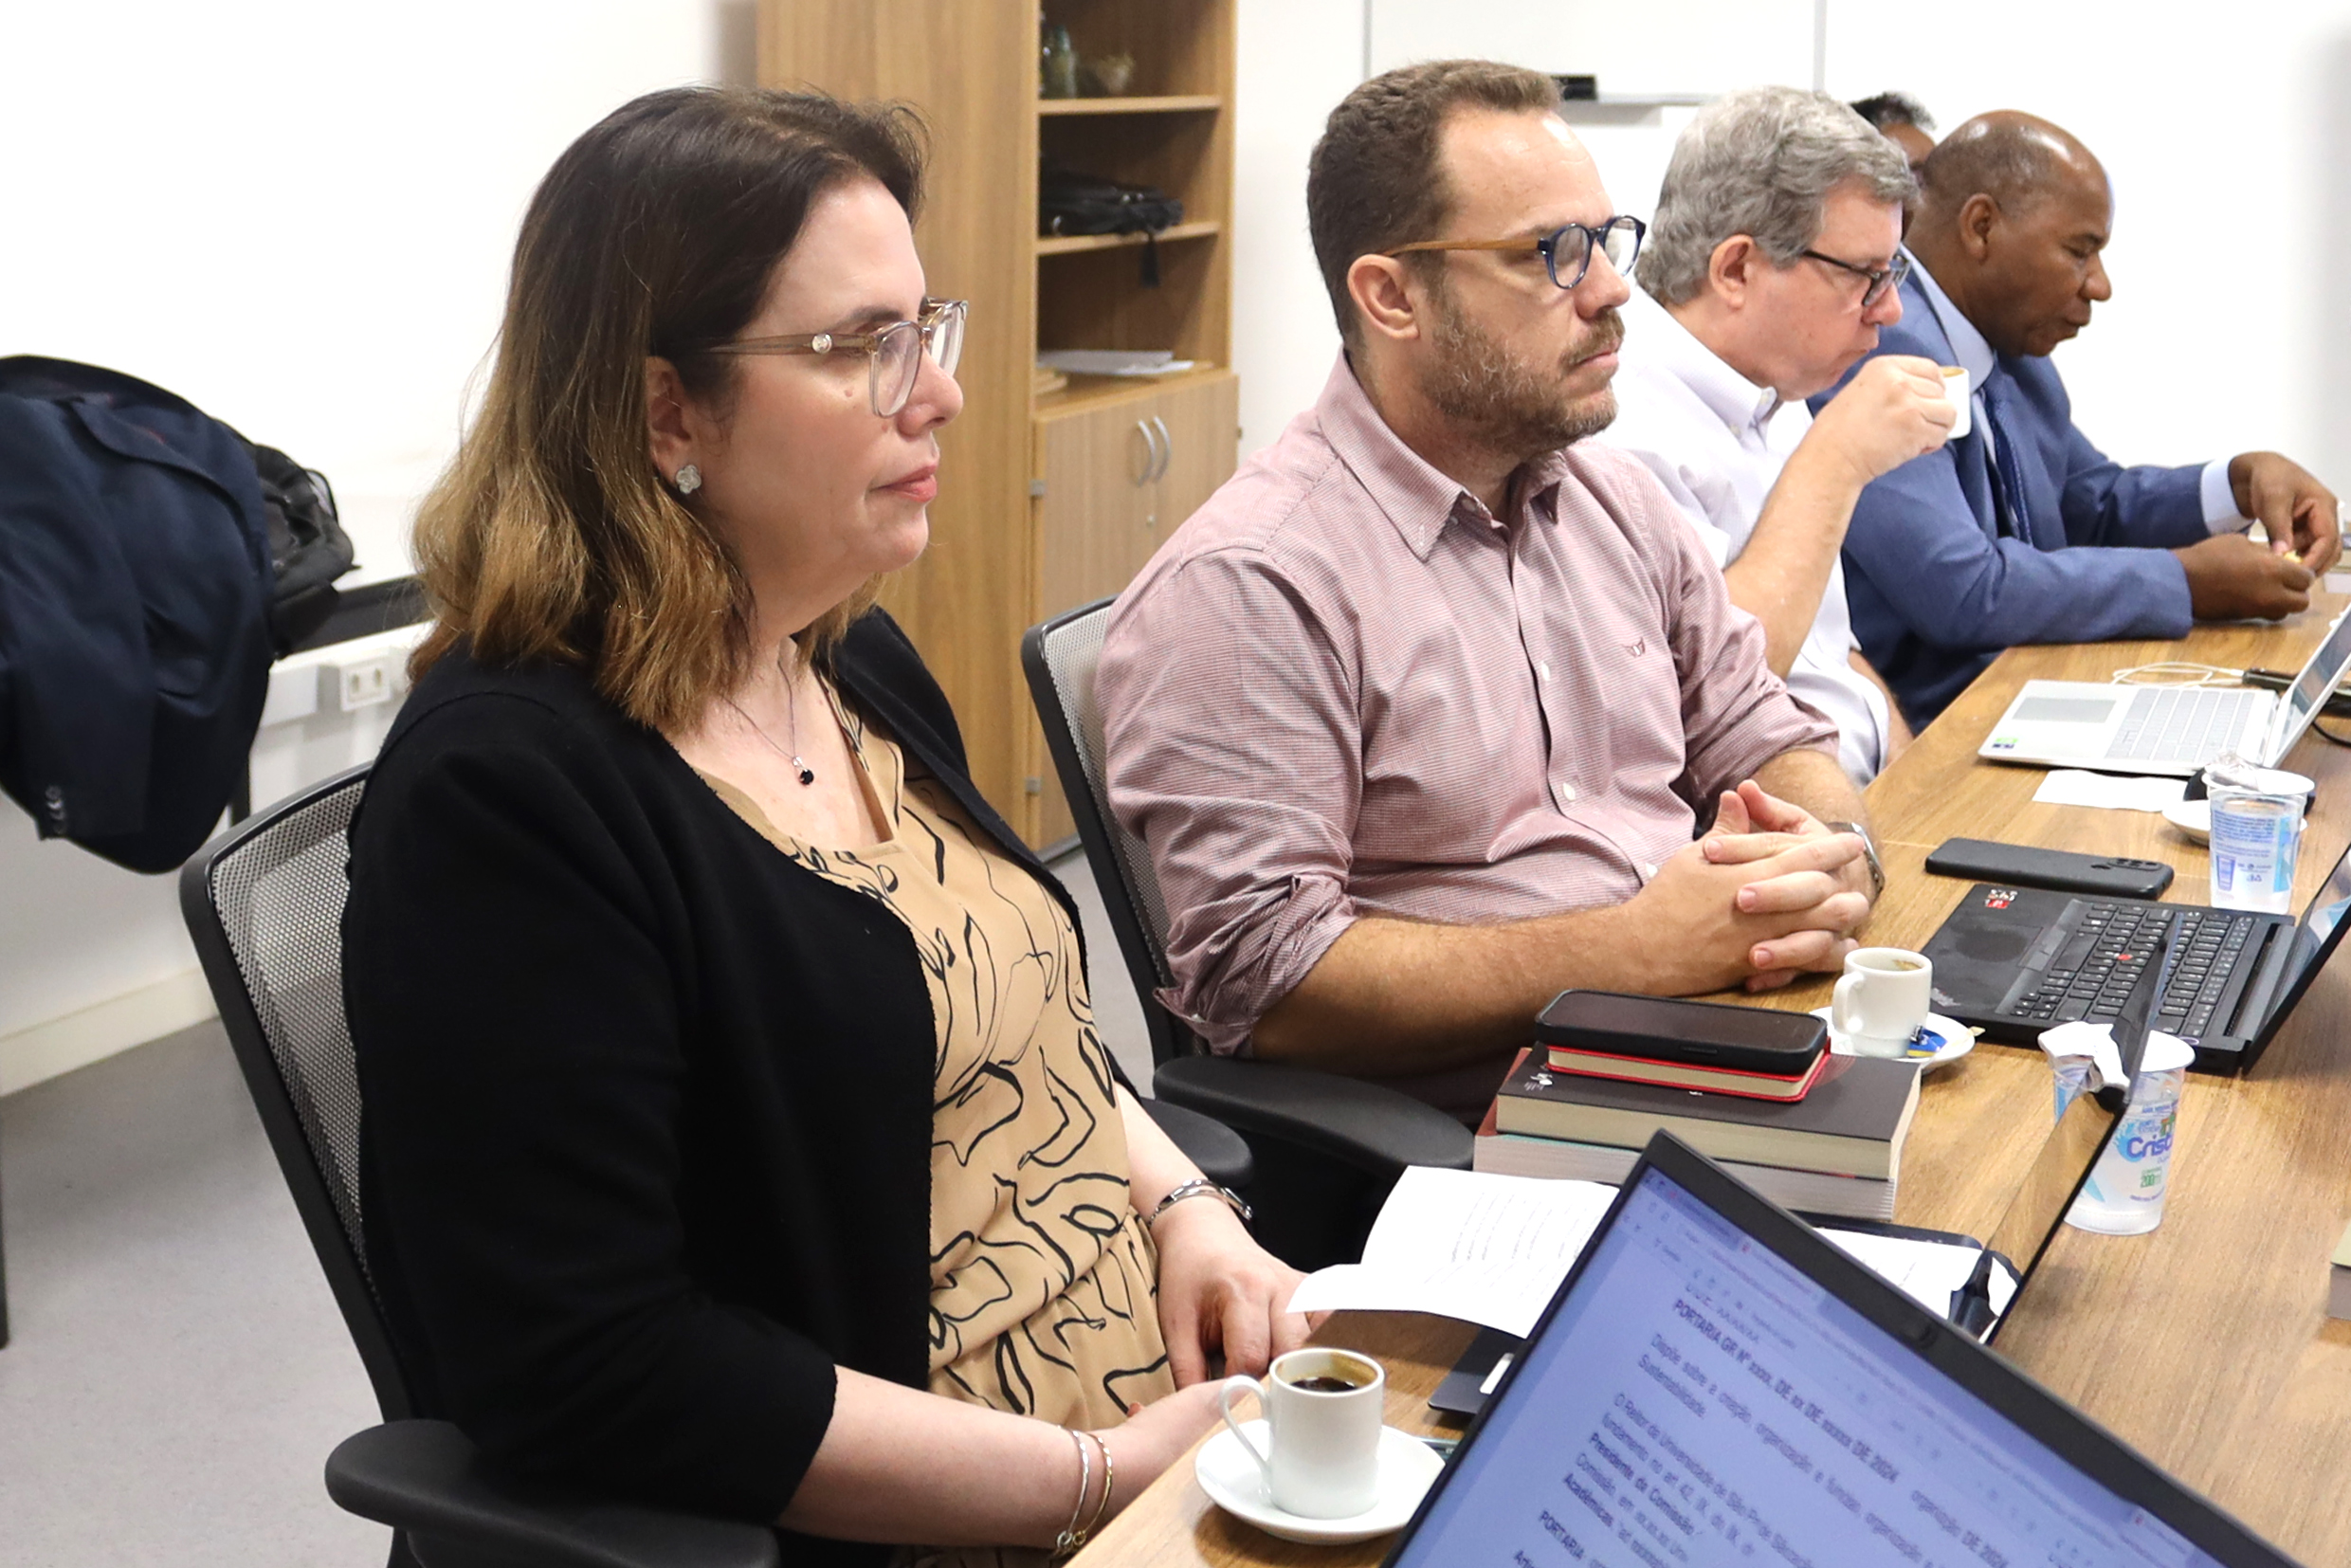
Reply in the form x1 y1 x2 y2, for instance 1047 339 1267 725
1421 287 1623 462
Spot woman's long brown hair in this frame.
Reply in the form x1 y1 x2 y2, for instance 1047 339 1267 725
410 86 924 732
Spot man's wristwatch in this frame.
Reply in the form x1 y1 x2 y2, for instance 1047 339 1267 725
1824 819 1885 903
1145 1178 1253 1230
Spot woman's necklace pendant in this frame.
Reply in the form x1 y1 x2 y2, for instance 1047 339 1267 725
792 757 816 787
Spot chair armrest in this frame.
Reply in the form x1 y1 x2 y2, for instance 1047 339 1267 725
325 1421 780 1568
1138 1096 1257 1190
1150 1057 1472 1179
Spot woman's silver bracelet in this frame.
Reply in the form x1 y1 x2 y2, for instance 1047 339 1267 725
1052 1427 1091 1559
1144 1177 1253 1230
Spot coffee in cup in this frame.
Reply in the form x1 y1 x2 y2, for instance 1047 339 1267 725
1218 1348 1386 1519
1832 947 1934 1058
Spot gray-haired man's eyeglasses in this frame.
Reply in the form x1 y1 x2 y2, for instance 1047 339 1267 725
1799 247 1909 309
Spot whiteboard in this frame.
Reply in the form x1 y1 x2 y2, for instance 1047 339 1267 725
1366 0 1816 96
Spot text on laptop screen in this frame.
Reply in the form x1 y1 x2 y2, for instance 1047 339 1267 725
1390 1169 2223 1568
2276 610 2351 752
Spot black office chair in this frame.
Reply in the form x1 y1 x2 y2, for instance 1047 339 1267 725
1022 599 1472 1269
180 766 782 1568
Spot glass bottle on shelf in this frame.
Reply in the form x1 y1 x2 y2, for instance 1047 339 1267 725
1040 22 1079 99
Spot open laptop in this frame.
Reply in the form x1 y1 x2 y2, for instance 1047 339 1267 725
1431 944 2162 1415
1922 833 2351 1073
1977 606 2351 775
1384 1128 2301 1568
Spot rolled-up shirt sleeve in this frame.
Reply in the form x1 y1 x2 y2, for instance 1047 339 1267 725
1652 497 1841 806
1098 551 1360 1052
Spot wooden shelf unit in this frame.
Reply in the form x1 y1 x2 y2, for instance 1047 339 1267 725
760 0 1239 847
1036 219 1220 256
1038 94 1221 116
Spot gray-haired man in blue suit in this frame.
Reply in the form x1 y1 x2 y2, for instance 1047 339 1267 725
1817 112 2340 727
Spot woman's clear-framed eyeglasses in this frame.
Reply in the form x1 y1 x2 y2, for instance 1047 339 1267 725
1382 215 1646 292
710 298 968 417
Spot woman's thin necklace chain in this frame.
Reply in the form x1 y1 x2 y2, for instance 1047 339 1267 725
724 660 817 786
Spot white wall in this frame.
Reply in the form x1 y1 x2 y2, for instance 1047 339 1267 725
0 1 752 1092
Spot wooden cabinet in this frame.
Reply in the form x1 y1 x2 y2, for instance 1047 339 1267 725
761 0 1238 848
1032 369 1239 844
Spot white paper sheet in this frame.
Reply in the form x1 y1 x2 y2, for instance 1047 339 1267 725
1284 1168 1618 1336
1035 350 1198 376
1286 1168 2022 1338
2032 770 2189 812
1819 1229 2017 1321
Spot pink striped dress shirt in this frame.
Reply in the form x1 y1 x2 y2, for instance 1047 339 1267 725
1098 356 1837 1069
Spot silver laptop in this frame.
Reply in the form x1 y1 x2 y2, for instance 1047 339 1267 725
1977 607 2351 775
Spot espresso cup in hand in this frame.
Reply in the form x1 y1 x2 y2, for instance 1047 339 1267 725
1939 365 1973 439
1832 947 1934 1058
1217 1348 1385 1519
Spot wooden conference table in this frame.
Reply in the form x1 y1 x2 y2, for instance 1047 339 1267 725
1079 595 2351 1568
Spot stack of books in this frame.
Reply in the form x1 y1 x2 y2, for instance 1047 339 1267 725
1475 1046 1921 1221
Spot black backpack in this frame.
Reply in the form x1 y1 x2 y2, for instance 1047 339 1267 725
1040 163 1184 283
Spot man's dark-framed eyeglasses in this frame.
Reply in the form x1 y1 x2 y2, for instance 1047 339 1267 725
1798 246 1909 309
1384 215 1646 292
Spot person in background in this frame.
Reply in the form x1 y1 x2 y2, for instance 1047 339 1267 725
343 86 1306 1568
1608 87 1954 785
1826 111 2342 727
1097 62 1879 1121
1850 91 1938 172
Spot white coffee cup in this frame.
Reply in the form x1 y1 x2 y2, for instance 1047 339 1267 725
1217 1348 1385 1519
1832 947 1934 1058
1939 364 1973 439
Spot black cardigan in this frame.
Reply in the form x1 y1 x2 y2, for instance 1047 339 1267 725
344 610 1096 1558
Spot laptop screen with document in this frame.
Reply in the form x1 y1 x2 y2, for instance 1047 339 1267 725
1385 1140 2296 1568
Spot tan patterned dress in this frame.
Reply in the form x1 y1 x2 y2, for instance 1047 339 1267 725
698 680 1174 1565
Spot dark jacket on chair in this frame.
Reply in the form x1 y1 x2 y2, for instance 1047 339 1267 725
344 610 1091 1564
0 356 273 870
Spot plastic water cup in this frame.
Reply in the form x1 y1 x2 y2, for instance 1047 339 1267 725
2066 1032 2194 1235
2208 761 2312 915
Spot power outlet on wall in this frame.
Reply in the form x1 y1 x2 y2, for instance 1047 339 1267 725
336 653 398 711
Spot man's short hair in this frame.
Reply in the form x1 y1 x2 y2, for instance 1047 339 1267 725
1637 86 1915 306
1849 92 1935 133
1306 60 1563 348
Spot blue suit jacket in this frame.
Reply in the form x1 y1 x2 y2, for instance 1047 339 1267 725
1811 272 2209 726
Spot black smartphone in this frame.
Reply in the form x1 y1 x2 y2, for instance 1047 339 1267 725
1534 990 1828 1076
1924 837 2174 898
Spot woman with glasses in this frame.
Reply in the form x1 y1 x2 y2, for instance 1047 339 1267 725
344 86 1306 1567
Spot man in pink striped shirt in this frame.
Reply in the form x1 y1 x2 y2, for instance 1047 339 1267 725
1099 61 1881 1114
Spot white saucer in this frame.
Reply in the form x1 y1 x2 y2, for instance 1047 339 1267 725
1195 1421 1446 1544
2163 798 2212 845
1810 1007 1976 1069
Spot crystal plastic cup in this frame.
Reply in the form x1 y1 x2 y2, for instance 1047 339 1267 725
2066 1030 2194 1235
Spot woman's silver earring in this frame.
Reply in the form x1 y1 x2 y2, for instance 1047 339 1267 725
673 464 702 497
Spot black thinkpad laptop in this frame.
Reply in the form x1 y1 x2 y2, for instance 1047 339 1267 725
1922 836 2351 1073
1383 1129 2302 1568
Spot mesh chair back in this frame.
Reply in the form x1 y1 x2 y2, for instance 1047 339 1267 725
1023 600 1196 1066
180 764 410 1419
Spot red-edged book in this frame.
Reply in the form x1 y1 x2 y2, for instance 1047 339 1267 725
1542 1041 1831 1101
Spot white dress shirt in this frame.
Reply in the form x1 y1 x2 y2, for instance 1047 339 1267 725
1904 250 2246 533
1605 286 1891 784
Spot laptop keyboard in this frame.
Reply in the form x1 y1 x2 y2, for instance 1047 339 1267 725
2103 686 2259 765
2007 903 2254 1036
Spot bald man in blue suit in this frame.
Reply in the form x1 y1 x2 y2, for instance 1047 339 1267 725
1818 112 2339 727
